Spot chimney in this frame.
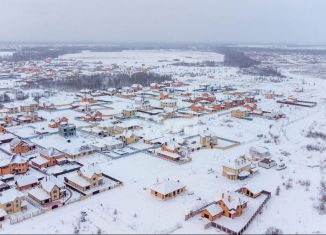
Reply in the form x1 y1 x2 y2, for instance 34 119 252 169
222 192 224 199
228 195 231 202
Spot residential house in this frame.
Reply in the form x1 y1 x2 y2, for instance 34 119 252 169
200 130 218 148
81 95 96 103
222 155 252 180
131 84 143 92
0 188 25 215
0 155 29 176
4 104 19 114
231 108 249 119
258 158 277 169
160 99 177 108
48 117 68 128
119 130 138 145
122 106 136 118
20 100 38 112
249 146 270 160
245 96 256 103
16 176 40 191
224 100 233 109
212 102 225 111
150 180 186 200
96 121 115 136
243 103 257 111
64 168 103 192
201 203 224 221
28 180 65 205
150 83 159 90
159 92 169 100
10 138 36 155
58 123 76 138
37 147 66 168
191 103 205 112
239 185 262 198
15 112 39 124
83 111 103 122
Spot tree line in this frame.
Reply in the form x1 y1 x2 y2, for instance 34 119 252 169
32 72 172 91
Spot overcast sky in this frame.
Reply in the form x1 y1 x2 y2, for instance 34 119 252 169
0 0 325 44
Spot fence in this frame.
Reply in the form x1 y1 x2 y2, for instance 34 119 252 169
184 201 218 221
205 191 271 235
7 182 125 226
10 209 45 225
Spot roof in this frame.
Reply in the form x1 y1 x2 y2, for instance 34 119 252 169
65 173 91 188
220 192 247 211
250 146 270 155
79 167 101 179
39 147 62 158
0 174 14 180
41 180 58 193
238 170 251 177
31 156 49 166
16 176 39 187
0 208 7 217
260 158 275 164
9 138 22 148
0 133 16 142
242 183 262 195
151 180 185 195
223 156 250 170
28 187 50 201
161 99 176 103
156 149 181 159
0 188 24 204
0 159 11 168
205 204 223 216
164 140 180 150
98 120 114 128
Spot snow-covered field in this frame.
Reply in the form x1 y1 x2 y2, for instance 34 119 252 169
60 50 224 67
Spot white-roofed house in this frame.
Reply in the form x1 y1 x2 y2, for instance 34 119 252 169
239 184 263 198
64 167 103 192
119 130 138 145
200 203 224 221
0 188 25 215
200 129 218 148
216 192 248 219
16 175 40 191
10 138 36 155
150 180 186 200
28 180 65 206
222 155 252 180
249 146 271 160
39 147 66 167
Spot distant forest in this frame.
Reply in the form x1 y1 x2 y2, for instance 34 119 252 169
171 60 222 67
215 47 285 77
32 72 172 91
0 46 127 62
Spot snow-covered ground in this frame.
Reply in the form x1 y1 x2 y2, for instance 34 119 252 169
1 49 326 234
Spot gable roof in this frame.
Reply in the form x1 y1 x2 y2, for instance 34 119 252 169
41 180 58 193
0 188 24 204
205 204 223 216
